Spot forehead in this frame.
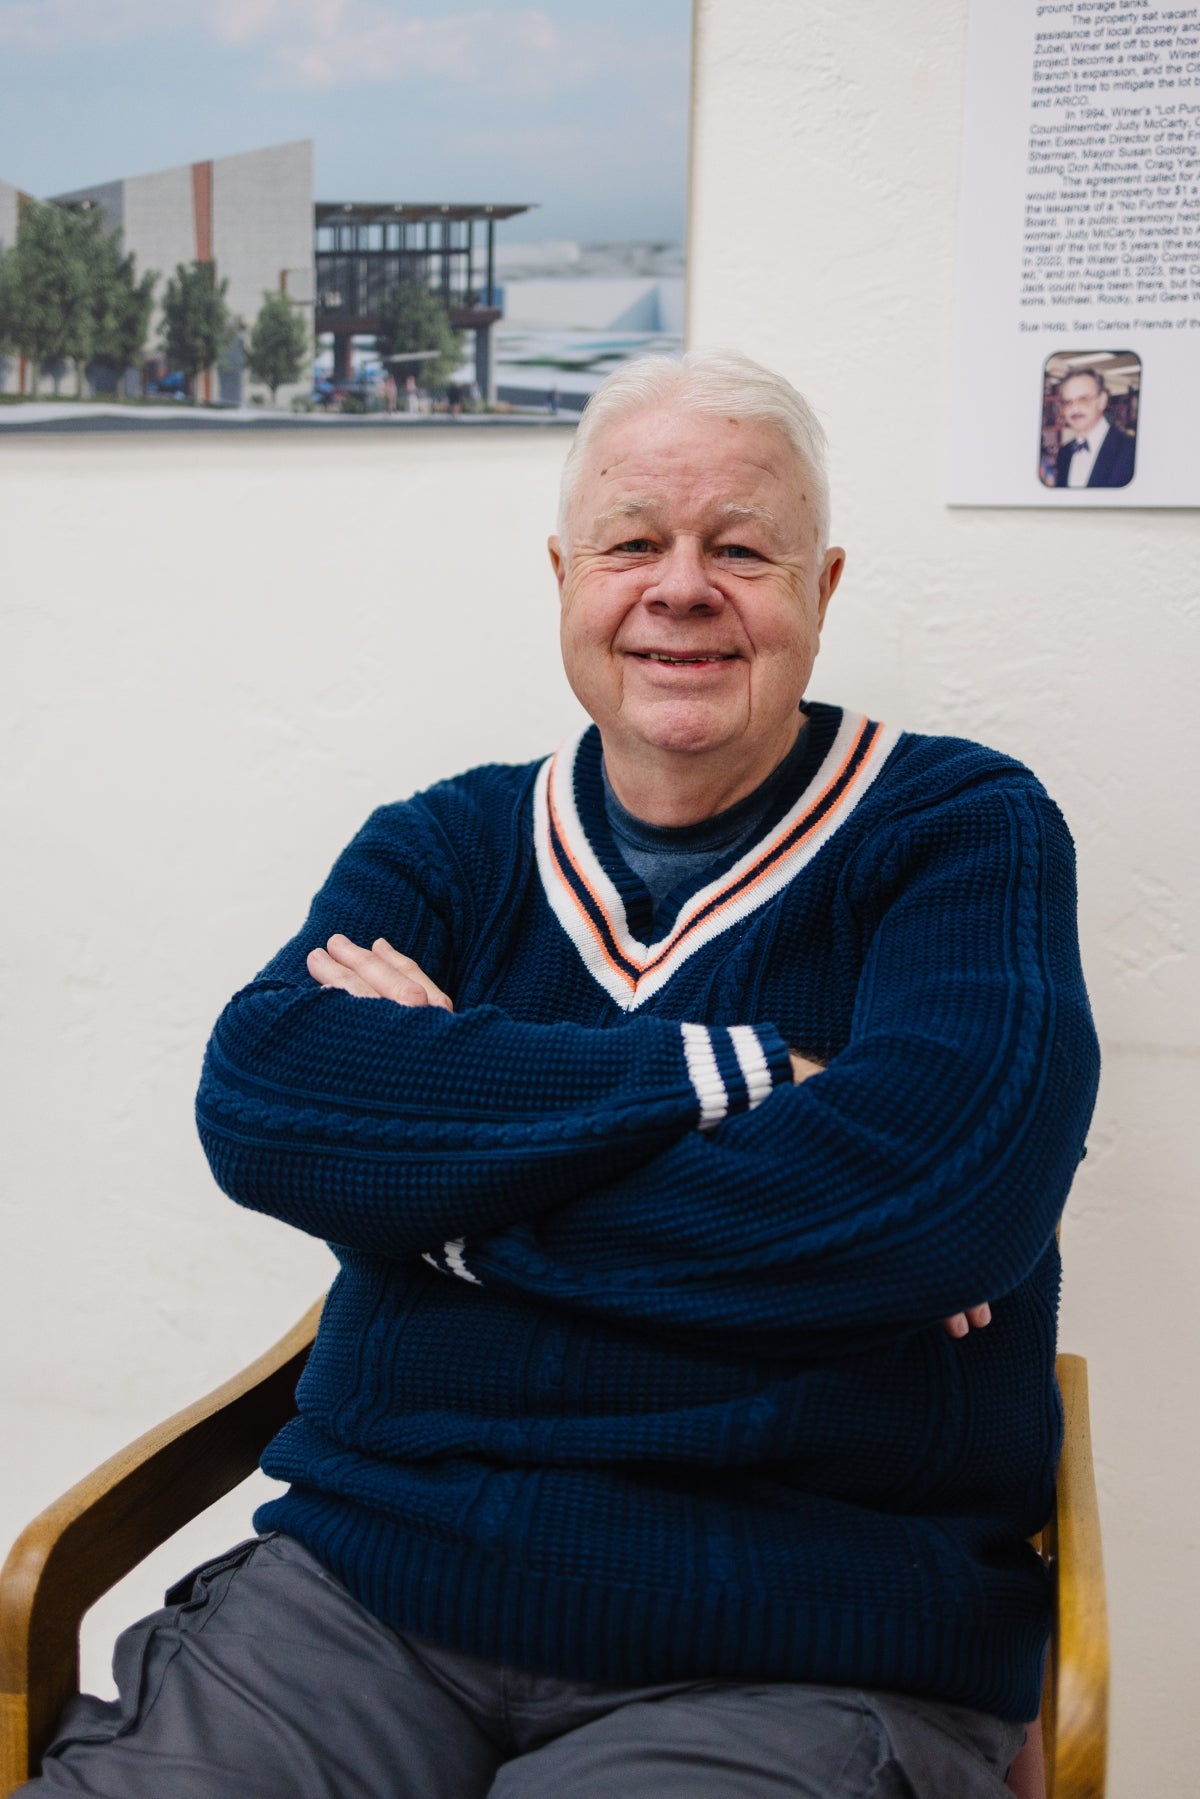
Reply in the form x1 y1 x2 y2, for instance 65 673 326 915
574 404 809 528
1061 376 1100 397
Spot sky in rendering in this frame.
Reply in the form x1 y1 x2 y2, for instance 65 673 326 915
0 0 691 243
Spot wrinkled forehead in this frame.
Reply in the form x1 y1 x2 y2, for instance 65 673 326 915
571 405 813 530
591 494 781 534
1061 376 1101 400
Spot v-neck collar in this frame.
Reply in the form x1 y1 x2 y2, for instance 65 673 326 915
533 702 901 1012
599 715 820 941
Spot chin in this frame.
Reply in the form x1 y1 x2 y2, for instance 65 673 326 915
623 702 741 758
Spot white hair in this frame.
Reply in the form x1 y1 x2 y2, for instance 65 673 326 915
556 349 831 553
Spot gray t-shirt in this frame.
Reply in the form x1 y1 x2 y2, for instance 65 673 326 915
601 723 812 917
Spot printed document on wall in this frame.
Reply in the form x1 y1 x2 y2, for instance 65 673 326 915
948 0 1200 506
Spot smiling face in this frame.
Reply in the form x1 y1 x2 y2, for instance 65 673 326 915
1060 373 1108 439
549 404 844 821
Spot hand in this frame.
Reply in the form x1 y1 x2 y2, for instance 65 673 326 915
942 1303 991 1339
789 1050 824 1082
306 935 454 1010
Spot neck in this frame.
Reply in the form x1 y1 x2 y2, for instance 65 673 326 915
601 716 805 826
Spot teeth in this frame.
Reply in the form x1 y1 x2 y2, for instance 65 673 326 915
643 652 727 663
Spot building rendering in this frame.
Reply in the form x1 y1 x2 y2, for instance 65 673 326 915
55 140 315 404
315 199 530 394
0 141 532 405
0 176 29 396
0 176 18 258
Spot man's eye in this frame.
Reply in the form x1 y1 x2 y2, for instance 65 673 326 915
613 539 655 554
717 544 760 560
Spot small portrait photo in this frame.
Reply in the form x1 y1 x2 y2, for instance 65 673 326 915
1039 350 1140 490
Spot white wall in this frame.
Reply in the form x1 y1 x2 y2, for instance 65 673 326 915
1 3 1196 1792
688 3 1198 1795
0 426 584 1687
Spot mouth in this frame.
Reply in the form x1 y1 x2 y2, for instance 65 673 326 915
628 650 739 667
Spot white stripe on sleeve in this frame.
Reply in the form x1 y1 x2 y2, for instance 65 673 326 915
681 1022 729 1131
444 1239 483 1286
728 1024 775 1110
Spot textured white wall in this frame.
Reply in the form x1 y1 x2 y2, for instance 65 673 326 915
688 3 1198 1795
0 426 584 1687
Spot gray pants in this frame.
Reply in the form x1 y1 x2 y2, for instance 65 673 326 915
19 1534 1024 1797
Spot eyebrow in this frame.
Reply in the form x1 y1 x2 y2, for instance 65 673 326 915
592 500 780 534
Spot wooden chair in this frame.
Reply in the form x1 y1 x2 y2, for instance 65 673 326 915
0 1305 1107 1798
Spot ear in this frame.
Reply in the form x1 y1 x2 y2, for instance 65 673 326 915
548 535 567 600
816 547 845 628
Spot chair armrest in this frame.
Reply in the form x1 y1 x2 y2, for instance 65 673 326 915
1044 1353 1109 1799
0 1296 323 1795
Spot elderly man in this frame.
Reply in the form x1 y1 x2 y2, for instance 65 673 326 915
22 353 1098 1797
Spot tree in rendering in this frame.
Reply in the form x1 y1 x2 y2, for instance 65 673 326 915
160 259 233 401
87 225 157 398
246 289 309 403
374 277 463 389
0 199 92 396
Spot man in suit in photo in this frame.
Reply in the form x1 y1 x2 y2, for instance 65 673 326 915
1053 368 1136 489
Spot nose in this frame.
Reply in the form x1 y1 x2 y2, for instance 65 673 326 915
642 537 723 612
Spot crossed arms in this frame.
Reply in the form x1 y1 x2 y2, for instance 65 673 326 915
197 781 1098 1352
309 932 991 1341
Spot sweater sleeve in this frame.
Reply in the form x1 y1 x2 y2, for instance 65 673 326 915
457 787 1100 1347
196 800 792 1256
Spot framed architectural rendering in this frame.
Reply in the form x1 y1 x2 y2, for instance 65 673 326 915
0 2 691 431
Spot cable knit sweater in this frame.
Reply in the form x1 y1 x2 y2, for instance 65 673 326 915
196 701 1100 1723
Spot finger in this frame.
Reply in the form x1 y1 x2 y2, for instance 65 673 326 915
372 939 454 1011
307 947 381 998
942 1314 969 1338
323 935 429 1005
965 1303 992 1329
310 943 421 1002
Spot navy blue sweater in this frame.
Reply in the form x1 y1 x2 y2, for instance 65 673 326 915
196 702 1100 1723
